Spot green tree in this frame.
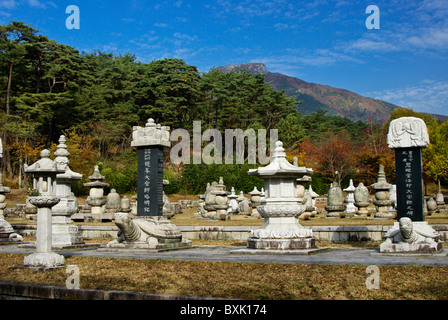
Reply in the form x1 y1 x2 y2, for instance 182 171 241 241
423 118 448 186
0 21 39 174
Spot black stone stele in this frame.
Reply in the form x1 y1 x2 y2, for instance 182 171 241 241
394 147 424 222
137 146 164 217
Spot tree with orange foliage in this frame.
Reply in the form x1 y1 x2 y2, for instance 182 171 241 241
300 129 356 185
352 118 395 185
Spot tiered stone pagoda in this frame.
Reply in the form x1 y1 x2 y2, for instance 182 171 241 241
83 165 110 222
246 141 316 250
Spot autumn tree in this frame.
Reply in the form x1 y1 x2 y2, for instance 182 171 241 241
300 129 356 185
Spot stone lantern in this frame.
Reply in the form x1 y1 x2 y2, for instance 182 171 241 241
83 165 110 222
247 141 316 250
23 150 65 269
371 165 394 219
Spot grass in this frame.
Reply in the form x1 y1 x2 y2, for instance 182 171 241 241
1 253 447 300
3 189 448 300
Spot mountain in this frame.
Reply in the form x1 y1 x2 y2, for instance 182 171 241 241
217 63 399 123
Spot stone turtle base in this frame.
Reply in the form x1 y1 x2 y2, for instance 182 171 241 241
98 240 193 253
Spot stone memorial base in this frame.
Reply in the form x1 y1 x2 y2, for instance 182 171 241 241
379 220 443 254
22 252 65 270
247 238 316 250
380 241 442 254
325 205 345 218
246 214 317 251
100 213 191 252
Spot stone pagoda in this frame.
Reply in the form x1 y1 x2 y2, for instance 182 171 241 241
83 165 110 222
371 165 394 219
51 135 85 248
246 141 316 250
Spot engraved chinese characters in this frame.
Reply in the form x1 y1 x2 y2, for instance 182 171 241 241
137 146 164 217
394 148 424 221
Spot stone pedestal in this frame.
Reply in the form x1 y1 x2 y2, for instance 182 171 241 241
23 196 65 269
247 141 316 250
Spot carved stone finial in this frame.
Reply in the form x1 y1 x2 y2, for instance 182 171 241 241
387 117 429 149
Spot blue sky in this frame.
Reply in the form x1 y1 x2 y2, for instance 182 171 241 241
1 0 448 116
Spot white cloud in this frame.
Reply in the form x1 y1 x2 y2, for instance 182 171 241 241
367 81 448 116
26 0 45 8
0 0 17 9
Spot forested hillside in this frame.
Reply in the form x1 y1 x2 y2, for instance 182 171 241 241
1 22 447 196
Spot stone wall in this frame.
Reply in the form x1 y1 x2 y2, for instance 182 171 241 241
11 224 448 243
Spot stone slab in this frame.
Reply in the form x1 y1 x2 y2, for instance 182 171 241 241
97 244 196 253
231 247 331 255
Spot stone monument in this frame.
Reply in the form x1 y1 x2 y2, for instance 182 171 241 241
237 191 251 214
380 116 442 253
105 188 122 214
227 187 240 215
0 173 10 220
248 186 261 218
202 178 230 220
246 141 317 250
0 139 23 244
325 181 346 218
354 182 370 216
105 119 190 251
